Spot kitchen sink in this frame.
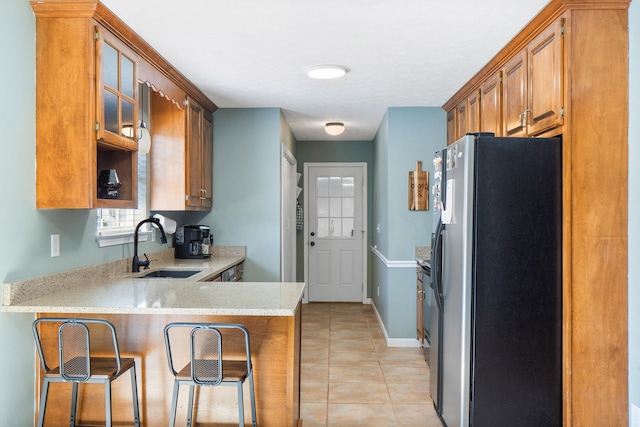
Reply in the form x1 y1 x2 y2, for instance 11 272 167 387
138 269 201 279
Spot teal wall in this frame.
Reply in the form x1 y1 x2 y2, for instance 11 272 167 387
372 107 446 338
295 140 375 293
629 0 639 420
208 108 283 282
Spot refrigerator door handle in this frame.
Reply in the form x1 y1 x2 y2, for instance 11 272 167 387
432 218 445 311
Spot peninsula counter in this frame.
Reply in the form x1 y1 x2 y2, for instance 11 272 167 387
3 253 305 427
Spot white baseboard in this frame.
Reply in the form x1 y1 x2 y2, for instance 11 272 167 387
371 301 421 348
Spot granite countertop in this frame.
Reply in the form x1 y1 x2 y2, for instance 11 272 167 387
415 246 431 265
2 247 305 317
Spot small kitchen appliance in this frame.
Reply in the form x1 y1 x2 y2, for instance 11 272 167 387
97 169 121 199
174 225 213 259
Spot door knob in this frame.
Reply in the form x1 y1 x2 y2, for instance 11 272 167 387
310 241 315 246
310 232 315 236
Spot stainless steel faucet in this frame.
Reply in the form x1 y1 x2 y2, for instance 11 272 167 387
132 217 168 272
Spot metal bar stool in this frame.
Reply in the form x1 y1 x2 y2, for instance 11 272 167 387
32 318 140 427
164 322 257 427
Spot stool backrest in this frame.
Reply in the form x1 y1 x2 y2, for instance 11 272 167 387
191 327 223 385
32 318 123 381
59 322 91 381
164 323 252 386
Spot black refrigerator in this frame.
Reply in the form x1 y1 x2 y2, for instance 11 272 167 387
429 133 562 427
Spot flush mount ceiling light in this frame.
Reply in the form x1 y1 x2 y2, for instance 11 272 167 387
325 122 345 136
307 65 349 79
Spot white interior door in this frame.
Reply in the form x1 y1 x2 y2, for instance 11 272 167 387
281 144 296 282
305 163 366 302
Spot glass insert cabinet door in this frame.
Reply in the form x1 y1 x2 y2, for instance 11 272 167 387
315 176 355 238
96 26 138 150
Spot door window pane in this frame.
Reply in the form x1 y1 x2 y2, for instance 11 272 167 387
121 98 134 136
342 197 354 217
329 197 342 217
317 198 328 217
121 55 134 98
317 218 329 238
342 177 355 196
330 177 342 196
330 219 341 237
317 177 329 197
104 90 118 134
103 43 118 89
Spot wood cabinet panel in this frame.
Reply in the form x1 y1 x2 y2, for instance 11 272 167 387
563 7 628 426
480 72 502 136
446 109 456 145
527 19 564 135
186 97 214 210
502 19 564 137
186 97 203 209
502 50 528 137
455 99 467 141
467 90 481 134
149 90 186 211
149 94 213 211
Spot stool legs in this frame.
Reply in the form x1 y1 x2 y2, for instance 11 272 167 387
105 382 112 426
169 381 258 427
249 373 257 427
130 365 140 427
169 381 180 427
187 384 195 427
37 379 49 427
237 382 245 426
70 382 79 427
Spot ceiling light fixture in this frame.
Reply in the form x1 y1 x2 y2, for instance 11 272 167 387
307 65 349 79
325 122 345 136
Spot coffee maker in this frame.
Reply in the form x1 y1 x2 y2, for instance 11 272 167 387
174 225 212 259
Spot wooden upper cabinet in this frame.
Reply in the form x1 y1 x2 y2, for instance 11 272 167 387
527 18 564 135
467 89 481 135
201 111 214 209
480 71 502 136
502 50 528 137
186 97 203 209
31 2 138 209
455 99 467 142
502 18 564 137
185 97 213 210
149 94 213 211
448 89 481 144
31 0 217 210
446 110 456 145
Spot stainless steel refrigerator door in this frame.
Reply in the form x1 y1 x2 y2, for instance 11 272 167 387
439 135 475 427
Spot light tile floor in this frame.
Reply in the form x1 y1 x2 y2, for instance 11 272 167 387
300 303 443 427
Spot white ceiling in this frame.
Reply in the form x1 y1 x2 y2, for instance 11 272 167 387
101 0 549 141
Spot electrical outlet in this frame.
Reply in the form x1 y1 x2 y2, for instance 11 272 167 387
50 234 60 257
632 403 640 427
